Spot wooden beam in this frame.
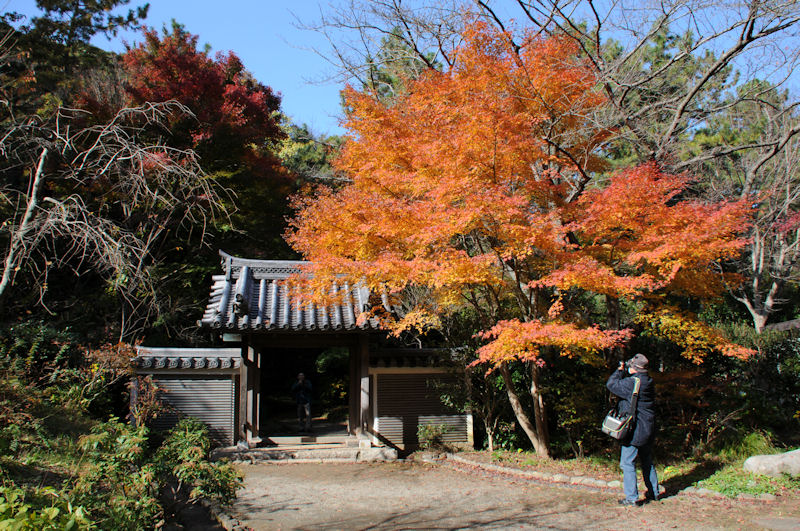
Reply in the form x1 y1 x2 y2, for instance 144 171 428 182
248 333 368 349
245 344 261 445
237 342 248 444
348 342 358 435
359 333 370 435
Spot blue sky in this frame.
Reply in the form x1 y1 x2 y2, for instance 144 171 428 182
5 0 347 135
6 0 797 136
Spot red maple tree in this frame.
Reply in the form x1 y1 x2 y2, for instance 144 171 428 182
287 21 753 456
122 25 283 173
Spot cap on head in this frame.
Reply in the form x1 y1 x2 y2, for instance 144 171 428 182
629 353 648 371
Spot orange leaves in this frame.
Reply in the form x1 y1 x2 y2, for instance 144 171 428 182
576 163 751 265
475 319 632 367
532 255 664 298
287 21 753 366
540 162 753 300
335 21 605 205
635 308 755 363
289 22 606 309
576 163 751 272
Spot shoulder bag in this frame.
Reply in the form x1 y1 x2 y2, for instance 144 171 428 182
601 377 640 440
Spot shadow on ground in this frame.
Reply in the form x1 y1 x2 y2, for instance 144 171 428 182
660 460 723 496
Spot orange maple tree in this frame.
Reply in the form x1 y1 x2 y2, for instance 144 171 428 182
287 21 753 456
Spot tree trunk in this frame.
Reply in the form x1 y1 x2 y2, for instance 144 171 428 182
605 295 623 362
0 148 48 312
529 362 550 452
752 310 769 334
484 420 495 453
499 362 550 457
606 295 621 329
736 277 783 334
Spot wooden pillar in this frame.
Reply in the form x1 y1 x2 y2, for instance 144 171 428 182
348 342 358 435
245 343 261 445
238 342 248 444
358 333 370 435
238 337 261 446
232 372 240 446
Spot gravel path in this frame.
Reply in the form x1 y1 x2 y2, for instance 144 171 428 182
229 461 800 530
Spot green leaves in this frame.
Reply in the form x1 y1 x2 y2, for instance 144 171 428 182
0 485 94 530
154 418 243 506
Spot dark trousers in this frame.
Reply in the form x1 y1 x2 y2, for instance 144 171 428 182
297 402 311 431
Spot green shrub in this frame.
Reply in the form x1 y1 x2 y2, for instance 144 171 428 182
0 322 81 381
718 431 780 462
417 423 451 451
155 418 243 506
492 421 527 451
73 417 161 530
0 484 94 530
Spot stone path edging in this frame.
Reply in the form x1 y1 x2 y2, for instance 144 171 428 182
441 453 620 490
202 499 248 531
441 453 778 503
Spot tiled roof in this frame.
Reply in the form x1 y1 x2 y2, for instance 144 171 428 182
133 347 241 370
198 251 382 332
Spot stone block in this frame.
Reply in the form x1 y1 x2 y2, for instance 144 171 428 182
358 447 398 461
743 449 800 477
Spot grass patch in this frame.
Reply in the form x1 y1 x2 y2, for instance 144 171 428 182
690 432 800 497
460 434 800 500
473 449 623 481
697 465 800 497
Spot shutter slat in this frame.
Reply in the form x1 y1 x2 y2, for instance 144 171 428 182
376 374 468 446
151 377 235 446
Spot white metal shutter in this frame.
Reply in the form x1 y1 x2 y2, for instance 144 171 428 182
375 373 467 447
151 376 235 446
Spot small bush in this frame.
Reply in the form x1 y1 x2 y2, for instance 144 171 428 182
0 321 81 381
155 418 243 506
0 484 94 530
492 421 527 451
73 417 161 530
718 431 779 462
417 423 451 451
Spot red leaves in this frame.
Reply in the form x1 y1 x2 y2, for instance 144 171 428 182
122 27 282 159
554 162 753 300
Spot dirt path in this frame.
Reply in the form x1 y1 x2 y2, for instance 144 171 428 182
229 461 800 530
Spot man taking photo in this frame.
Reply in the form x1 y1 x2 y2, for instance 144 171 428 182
607 353 660 506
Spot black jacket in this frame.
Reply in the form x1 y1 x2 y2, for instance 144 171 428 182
606 369 656 447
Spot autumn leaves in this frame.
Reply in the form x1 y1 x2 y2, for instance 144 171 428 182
287 21 753 367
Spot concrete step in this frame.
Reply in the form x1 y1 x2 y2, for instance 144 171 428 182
263 434 352 446
213 445 398 463
261 444 344 451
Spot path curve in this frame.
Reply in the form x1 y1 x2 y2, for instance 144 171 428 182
227 461 800 530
